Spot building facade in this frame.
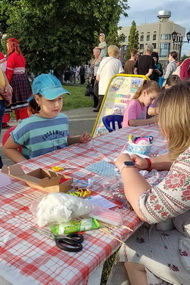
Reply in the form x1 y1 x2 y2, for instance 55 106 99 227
119 11 186 64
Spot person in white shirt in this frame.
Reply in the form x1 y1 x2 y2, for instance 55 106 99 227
94 45 124 112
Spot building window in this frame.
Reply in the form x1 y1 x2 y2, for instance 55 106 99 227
161 34 171 40
125 36 127 42
153 34 156 41
146 32 150 41
160 43 170 57
140 44 144 50
152 43 156 49
140 34 144 41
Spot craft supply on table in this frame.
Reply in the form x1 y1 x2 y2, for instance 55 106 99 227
68 188 91 198
100 228 126 245
30 192 94 227
127 134 153 155
72 178 93 189
87 194 117 209
51 218 100 235
99 222 133 244
51 166 64 171
103 176 129 208
90 206 123 226
0 172 11 187
32 227 84 252
100 222 133 233
68 179 93 198
51 165 76 172
85 160 117 177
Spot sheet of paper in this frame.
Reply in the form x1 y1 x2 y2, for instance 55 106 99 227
0 172 11 188
88 195 116 209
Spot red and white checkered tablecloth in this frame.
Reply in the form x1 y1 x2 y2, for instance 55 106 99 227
0 125 168 285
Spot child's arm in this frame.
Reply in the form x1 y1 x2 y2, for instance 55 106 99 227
128 116 156 127
68 132 91 145
148 106 159 116
3 136 27 163
123 99 156 128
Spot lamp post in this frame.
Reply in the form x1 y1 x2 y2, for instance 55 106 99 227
171 31 190 62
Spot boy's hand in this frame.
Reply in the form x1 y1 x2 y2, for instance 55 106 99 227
80 132 91 143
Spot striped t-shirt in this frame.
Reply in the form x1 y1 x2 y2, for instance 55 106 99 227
11 113 69 159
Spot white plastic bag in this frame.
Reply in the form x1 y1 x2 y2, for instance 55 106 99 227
30 192 94 227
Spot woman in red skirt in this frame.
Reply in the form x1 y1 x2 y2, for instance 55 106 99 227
3 38 31 127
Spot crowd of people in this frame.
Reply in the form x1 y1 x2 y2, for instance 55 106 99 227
1 33 190 285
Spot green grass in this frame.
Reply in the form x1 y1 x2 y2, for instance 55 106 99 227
100 251 118 284
62 84 93 111
9 84 92 119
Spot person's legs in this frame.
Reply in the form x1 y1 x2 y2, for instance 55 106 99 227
14 109 20 121
125 262 148 285
107 225 181 285
15 107 29 121
18 107 29 120
0 101 6 130
93 80 99 108
93 95 104 112
2 113 10 128
93 95 99 108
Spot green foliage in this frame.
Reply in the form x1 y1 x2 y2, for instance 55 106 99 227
181 54 189 62
62 85 93 110
126 20 139 60
1 0 129 74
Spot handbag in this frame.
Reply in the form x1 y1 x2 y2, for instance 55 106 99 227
85 83 94 96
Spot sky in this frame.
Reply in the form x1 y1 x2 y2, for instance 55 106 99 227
119 0 190 55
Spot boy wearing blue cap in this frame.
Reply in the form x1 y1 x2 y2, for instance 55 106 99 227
3 74 91 163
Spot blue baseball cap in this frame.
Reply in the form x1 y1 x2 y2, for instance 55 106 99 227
28 74 70 102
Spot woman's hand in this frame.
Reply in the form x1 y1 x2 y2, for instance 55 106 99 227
79 132 92 143
130 154 149 170
115 153 132 171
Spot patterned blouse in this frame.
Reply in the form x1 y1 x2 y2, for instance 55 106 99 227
139 147 190 225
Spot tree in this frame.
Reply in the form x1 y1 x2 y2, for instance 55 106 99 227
1 0 129 76
181 54 189 62
126 20 139 60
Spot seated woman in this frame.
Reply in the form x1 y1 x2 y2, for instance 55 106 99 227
108 82 190 285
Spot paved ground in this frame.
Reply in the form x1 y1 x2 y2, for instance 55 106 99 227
0 107 97 166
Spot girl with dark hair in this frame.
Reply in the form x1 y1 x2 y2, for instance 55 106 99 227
151 52 163 84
